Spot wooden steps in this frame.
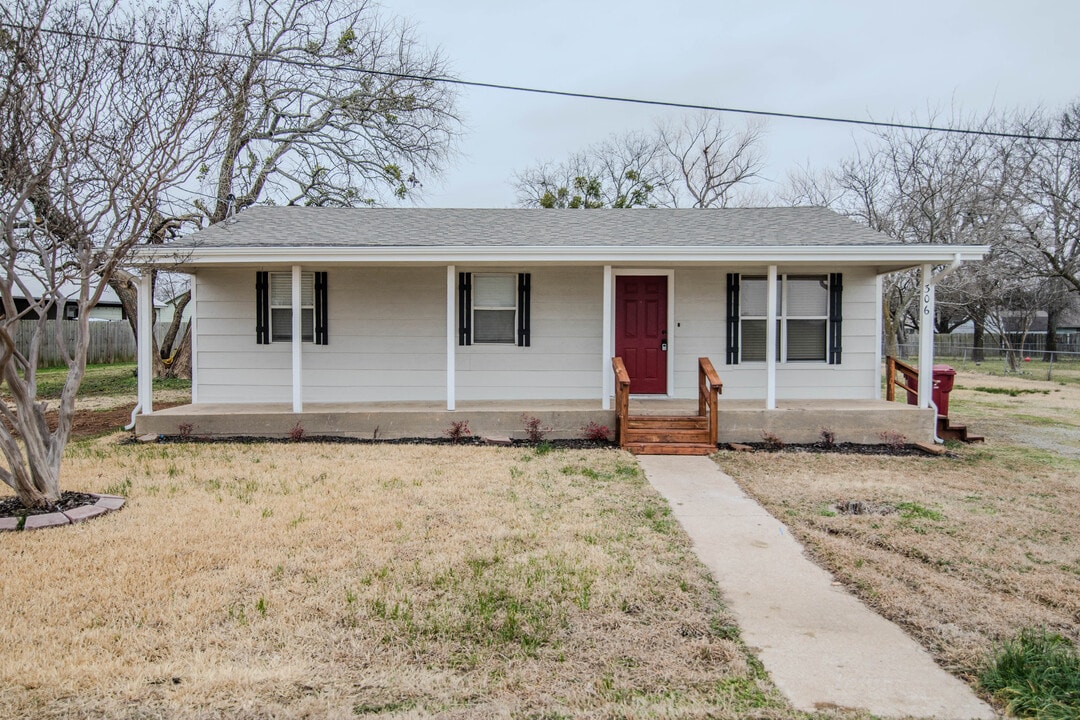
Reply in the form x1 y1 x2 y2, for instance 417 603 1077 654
937 415 984 443
622 415 716 455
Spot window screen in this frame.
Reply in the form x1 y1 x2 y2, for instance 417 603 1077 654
473 274 517 344
269 272 315 343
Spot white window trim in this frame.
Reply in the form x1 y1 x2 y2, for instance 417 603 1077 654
270 271 315 343
471 272 517 345
741 273 829 364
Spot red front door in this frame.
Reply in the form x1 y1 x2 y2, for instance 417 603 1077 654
615 275 668 394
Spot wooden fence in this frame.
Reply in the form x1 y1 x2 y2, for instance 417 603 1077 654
9 320 183 367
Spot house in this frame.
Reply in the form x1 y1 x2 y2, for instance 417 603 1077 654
129 207 987 448
6 276 128 321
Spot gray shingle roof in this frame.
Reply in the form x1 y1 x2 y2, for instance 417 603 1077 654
168 206 905 249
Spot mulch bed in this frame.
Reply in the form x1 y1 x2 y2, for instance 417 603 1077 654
0 491 99 519
730 441 934 457
149 435 617 451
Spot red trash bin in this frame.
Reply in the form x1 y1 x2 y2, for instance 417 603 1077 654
931 365 957 416
904 365 956 415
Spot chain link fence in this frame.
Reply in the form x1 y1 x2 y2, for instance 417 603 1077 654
894 335 1080 380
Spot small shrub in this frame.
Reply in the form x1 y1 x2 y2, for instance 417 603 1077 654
581 421 611 442
444 419 471 443
177 422 194 439
879 430 906 449
819 426 836 447
289 422 306 441
980 628 1080 719
761 431 784 450
522 414 552 443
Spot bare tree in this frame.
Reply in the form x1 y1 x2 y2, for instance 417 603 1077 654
514 114 765 210
514 131 672 209
109 0 461 376
0 0 214 507
1005 103 1080 294
658 113 766 208
783 110 1014 359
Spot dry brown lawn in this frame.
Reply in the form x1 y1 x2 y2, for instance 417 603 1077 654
715 366 1080 694
0 441 797 719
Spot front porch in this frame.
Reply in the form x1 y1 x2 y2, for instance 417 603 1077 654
135 397 934 446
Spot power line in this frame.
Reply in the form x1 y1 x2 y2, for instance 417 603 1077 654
4 20 1079 144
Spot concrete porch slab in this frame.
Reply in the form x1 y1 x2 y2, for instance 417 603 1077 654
135 398 935 444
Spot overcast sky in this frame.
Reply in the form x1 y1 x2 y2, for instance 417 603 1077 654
387 0 1080 208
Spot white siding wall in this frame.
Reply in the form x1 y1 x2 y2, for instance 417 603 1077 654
670 266 880 401
194 267 446 403
193 264 880 404
457 267 602 401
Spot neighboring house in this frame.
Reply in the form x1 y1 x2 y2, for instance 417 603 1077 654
5 276 127 321
130 207 986 446
155 287 193 326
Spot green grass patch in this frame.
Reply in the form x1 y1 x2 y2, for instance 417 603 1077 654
11 362 189 399
971 386 1050 397
1007 413 1079 428
980 628 1080 719
896 501 943 521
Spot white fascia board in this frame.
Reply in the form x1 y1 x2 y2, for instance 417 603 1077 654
132 244 991 267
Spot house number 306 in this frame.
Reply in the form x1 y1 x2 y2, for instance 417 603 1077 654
923 284 931 315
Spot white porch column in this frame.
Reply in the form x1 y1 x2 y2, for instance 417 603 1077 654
874 273 883 400
136 273 154 415
601 265 613 410
765 265 778 410
918 263 934 409
446 265 456 411
291 265 303 413
189 277 198 403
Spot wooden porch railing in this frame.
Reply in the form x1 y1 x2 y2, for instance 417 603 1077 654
612 356 631 444
611 356 722 448
885 356 918 403
698 356 722 446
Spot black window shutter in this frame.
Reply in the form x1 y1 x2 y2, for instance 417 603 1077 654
458 272 472 345
255 271 269 344
517 272 531 347
726 273 740 364
314 271 328 345
828 272 843 364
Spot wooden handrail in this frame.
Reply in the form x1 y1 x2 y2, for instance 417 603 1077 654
698 357 722 446
612 356 631 444
885 356 919 403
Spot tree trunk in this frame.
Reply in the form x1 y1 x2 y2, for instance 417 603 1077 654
109 272 189 379
159 290 190 358
1044 306 1059 362
165 325 192 379
882 300 899 360
972 313 985 362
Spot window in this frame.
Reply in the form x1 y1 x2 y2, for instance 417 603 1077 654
256 271 328 345
472 274 516 343
270 272 314 342
458 272 530 346
728 273 841 364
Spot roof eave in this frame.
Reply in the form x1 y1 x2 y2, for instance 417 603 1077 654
130 244 991 268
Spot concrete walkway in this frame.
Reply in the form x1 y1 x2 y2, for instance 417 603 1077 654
637 455 996 719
